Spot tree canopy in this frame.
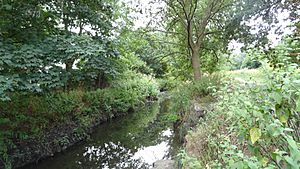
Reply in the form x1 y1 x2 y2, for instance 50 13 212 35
0 0 118 100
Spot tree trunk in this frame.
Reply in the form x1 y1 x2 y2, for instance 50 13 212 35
191 49 201 80
65 59 74 90
95 73 107 89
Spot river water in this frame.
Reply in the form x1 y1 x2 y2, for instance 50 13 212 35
22 99 180 169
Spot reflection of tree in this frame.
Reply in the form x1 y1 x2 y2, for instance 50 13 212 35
77 141 150 169
25 100 181 169
74 99 179 169
133 99 181 159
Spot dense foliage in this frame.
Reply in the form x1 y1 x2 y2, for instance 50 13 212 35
0 0 299 168
0 0 117 100
178 52 300 168
0 1 162 168
0 73 159 168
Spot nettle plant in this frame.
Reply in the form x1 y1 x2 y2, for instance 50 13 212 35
213 65 300 168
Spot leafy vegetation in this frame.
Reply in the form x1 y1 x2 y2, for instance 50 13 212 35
0 0 300 168
169 74 221 121
178 54 300 168
0 73 159 168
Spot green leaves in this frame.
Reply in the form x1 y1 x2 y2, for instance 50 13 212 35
201 65 300 168
296 99 300 112
272 92 283 104
272 136 300 169
279 113 289 124
250 127 261 144
0 31 119 99
2 4 12 10
0 0 118 98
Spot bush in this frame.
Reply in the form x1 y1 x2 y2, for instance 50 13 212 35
112 70 159 100
156 78 182 91
180 65 300 168
169 74 222 116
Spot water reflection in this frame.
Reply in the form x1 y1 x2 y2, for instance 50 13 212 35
79 141 145 169
132 140 170 164
22 100 180 169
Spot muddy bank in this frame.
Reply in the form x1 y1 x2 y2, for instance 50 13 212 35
7 111 127 169
20 99 181 169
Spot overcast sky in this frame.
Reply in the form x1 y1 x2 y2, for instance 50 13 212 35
121 0 165 28
123 0 295 53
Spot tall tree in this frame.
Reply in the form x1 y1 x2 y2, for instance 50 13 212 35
162 0 235 80
0 0 58 42
154 0 300 80
0 0 117 99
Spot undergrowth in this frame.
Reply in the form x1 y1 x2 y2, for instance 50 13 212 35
167 74 222 143
179 65 300 168
0 73 159 168
169 74 222 118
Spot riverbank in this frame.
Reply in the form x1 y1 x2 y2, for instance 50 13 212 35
179 68 300 168
21 98 180 169
0 78 159 169
10 110 122 168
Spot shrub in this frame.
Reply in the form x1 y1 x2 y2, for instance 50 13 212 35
112 70 159 101
169 74 222 117
156 78 183 91
180 65 300 168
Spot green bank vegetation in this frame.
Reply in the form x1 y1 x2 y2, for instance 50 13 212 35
180 64 300 168
0 0 299 168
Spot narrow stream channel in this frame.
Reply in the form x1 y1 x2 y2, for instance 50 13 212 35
22 98 181 169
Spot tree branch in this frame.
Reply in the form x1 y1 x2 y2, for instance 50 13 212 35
144 28 185 36
177 0 195 50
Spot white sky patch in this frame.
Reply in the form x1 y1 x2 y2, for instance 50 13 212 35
229 9 295 53
132 141 170 165
247 9 294 45
122 0 165 29
229 40 244 54
267 9 295 47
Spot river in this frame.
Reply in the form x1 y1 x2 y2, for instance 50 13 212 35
22 98 180 169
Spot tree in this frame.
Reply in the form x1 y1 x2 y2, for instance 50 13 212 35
49 0 115 89
0 0 58 42
0 0 117 99
162 0 230 80
149 0 300 80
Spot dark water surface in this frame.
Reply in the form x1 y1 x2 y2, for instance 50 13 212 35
22 99 180 169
